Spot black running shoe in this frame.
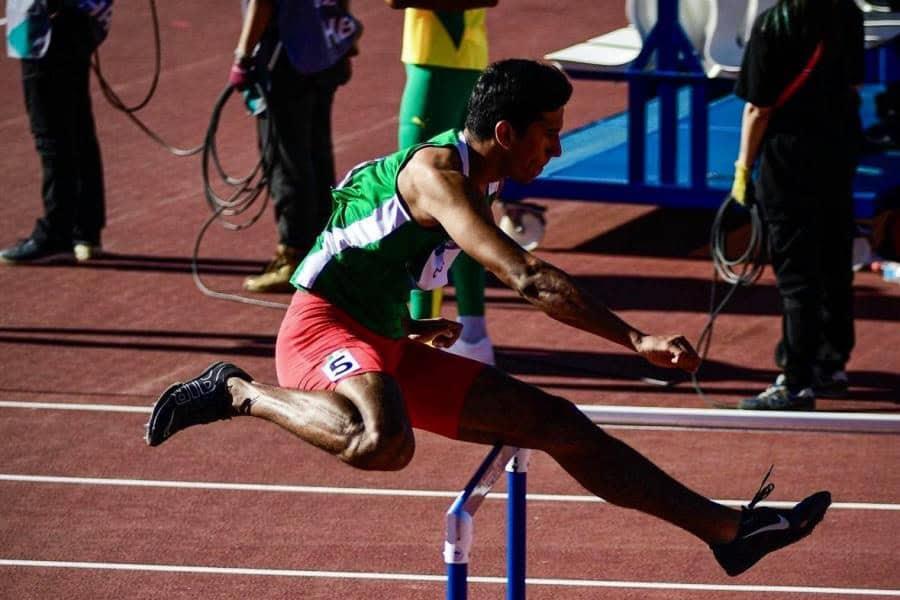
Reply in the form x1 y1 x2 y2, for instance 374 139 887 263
711 467 831 576
145 362 251 447
0 236 69 264
739 376 816 410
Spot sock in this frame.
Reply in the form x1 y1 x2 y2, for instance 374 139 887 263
458 315 487 343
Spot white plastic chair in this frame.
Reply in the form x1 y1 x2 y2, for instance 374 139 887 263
703 0 750 77
625 0 712 54
544 26 643 69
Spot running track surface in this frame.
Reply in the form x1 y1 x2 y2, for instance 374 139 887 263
0 2 898 599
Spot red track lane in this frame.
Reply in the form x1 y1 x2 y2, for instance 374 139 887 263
1 406 898 598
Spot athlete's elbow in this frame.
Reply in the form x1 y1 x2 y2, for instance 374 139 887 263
500 256 542 297
504 269 536 302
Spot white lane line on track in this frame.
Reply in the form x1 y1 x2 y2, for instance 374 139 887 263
1 474 897 511
0 401 151 412
6 400 900 435
0 559 898 596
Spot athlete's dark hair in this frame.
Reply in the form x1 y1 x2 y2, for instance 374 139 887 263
465 59 573 140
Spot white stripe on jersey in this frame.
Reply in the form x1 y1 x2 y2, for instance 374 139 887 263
294 195 412 288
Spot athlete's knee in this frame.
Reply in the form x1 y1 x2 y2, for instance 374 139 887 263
340 416 415 471
338 375 415 471
344 425 415 471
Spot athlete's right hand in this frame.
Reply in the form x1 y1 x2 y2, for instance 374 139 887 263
406 318 463 349
634 334 700 373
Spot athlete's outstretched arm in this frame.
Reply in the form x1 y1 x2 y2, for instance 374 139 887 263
399 150 699 372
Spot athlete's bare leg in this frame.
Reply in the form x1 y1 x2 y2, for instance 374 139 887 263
457 367 741 545
227 372 415 471
148 358 825 576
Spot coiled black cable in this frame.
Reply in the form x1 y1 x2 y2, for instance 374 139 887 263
90 0 285 308
192 82 288 310
91 0 204 157
691 194 767 405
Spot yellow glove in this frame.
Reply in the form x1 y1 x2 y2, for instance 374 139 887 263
731 162 750 206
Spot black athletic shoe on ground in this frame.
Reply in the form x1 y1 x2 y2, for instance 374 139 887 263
145 362 252 447
739 376 816 410
0 236 69 263
711 467 831 576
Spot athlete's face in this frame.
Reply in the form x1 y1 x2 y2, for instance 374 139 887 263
506 108 564 184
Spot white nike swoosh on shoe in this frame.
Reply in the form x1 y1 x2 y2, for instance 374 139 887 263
742 515 790 539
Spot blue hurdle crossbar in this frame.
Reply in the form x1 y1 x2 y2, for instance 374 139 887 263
445 445 532 600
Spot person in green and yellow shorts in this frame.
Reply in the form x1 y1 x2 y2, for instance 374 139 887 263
387 0 498 364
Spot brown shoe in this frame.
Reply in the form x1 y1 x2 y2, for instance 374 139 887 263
243 244 300 293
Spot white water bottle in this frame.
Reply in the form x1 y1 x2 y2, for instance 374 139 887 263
882 261 900 283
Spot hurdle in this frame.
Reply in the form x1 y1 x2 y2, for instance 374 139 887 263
444 407 900 599
444 445 531 600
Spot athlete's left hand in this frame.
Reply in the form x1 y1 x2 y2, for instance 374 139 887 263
407 318 463 349
634 334 700 373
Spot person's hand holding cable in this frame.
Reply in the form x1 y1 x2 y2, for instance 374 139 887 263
730 162 755 207
230 0 274 90
229 51 256 91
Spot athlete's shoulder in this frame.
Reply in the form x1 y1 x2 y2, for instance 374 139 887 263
405 141 463 177
425 128 463 147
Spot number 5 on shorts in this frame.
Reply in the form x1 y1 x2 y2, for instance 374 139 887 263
321 348 361 382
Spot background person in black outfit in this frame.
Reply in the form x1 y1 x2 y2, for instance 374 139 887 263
1 1 112 264
730 0 864 410
230 0 361 293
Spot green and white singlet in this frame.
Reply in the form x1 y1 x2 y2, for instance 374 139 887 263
290 129 500 339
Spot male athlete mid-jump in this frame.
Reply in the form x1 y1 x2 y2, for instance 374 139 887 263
147 59 831 577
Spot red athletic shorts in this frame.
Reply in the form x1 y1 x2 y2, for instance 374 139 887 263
275 291 486 439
